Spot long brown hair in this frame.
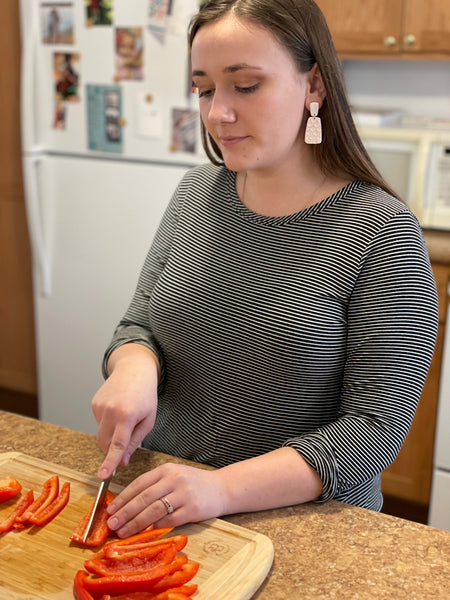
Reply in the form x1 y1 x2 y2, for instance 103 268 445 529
188 0 400 200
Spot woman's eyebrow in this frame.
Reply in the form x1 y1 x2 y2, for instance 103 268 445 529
192 63 263 78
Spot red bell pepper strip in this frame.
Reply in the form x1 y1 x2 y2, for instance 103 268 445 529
148 562 200 595
28 481 70 526
73 570 96 600
83 556 187 596
152 584 198 599
104 535 188 559
0 489 34 533
161 593 195 600
91 526 174 560
71 489 115 547
15 475 59 524
85 543 178 577
98 585 198 600
105 526 174 550
0 475 22 502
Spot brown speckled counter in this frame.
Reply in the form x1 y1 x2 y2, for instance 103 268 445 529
1 410 449 599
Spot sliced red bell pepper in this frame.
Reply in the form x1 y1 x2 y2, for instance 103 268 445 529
106 526 174 549
83 556 187 596
151 584 198 599
0 489 34 533
0 475 22 502
15 475 59 525
97 585 198 600
104 534 187 559
73 570 96 600
85 542 178 577
91 526 174 560
148 561 200 594
71 489 115 547
28 481 70 526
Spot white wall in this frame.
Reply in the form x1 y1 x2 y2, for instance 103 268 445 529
343 60 450 120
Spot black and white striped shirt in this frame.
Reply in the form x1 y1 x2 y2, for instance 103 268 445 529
104 163 438 511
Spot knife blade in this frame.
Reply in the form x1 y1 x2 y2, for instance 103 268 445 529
82 470 115 543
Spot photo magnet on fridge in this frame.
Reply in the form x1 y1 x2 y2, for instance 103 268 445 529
53 52 80 101
85 0 113 27
115 27 144 81
87 84 123 153
41 2 75 44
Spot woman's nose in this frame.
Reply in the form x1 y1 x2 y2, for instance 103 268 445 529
208 90 236 123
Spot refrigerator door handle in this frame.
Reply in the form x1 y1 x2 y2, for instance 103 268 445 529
22 155 52 298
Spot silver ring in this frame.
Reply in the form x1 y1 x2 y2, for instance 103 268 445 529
159 496 174 515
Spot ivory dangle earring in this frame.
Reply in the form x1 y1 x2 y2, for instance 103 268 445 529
304 101 322 144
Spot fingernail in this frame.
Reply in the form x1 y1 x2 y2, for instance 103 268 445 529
98 467 108 478
123 453 130 465
108 517 119 530
107 503 116 514
117 526 129 538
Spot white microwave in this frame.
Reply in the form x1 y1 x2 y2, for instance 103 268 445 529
359 127 450 231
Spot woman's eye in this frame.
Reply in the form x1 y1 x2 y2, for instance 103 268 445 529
195 82 260 98
235 83 260 94
198 88 213 98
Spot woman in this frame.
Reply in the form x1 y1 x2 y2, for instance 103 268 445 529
92 0 438 538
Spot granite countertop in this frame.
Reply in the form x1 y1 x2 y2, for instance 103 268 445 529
1 410 449 599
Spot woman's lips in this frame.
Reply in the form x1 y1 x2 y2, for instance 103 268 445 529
219 136 248 147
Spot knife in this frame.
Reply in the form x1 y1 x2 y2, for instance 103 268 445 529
82 470 115 543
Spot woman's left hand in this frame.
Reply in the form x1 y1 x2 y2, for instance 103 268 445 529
106 463 227 537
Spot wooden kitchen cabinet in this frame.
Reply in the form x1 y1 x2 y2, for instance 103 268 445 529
381 261 450 512
316 0 450 59
0 2 37 401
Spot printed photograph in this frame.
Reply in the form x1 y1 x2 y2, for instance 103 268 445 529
170 108 199 154
53 52 80 101
115 27 144 81
85 0 113 26
148 0 173 39
87 84 123 153
41 2 75 44
52 98 67 129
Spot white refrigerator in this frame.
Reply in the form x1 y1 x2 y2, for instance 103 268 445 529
429 305 450 531
20 0 202 433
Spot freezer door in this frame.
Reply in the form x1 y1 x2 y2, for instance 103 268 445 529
20 0 203 163
429 470 450 531
32 155 188 434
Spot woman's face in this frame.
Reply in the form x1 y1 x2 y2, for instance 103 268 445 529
191 13 310 173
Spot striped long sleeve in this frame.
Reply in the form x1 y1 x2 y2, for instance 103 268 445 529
103 163 438 511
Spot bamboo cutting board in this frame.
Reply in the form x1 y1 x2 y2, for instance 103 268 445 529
0 452 273 600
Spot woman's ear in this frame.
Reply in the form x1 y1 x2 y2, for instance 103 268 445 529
305 63 326 109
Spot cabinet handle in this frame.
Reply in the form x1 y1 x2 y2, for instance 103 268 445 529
384 35 397 48
404 33 416 46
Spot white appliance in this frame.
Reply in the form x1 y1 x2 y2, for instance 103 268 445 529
429 302 450 531
359 126 450 231
20 0 201 433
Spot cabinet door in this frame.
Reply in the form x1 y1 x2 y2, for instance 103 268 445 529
381 264 450 506
0 1 37 396
316 0 403 55
403 0 450 54
381 323 444 505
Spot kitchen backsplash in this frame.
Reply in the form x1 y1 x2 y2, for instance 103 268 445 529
343 60 450 122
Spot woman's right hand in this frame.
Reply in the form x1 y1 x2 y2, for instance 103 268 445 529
92 343 160 480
